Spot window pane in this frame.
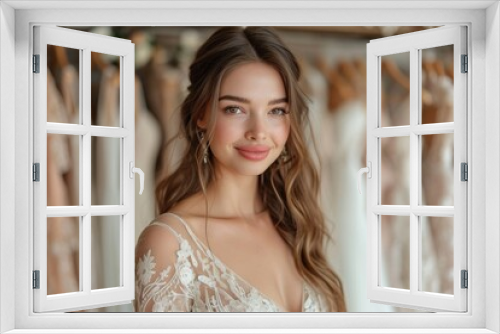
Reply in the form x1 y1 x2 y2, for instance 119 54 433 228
420 216 454 294
381 52 410 127
91 216 121 290
381 136 410 205
47 45 80 124
421 133 454 206
421 45 454 124
91 52 121 127
91 136 121 205
47 134 80 206
380 215 410 290
47 216 80 295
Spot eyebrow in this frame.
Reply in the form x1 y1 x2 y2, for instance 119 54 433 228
218 95 288 106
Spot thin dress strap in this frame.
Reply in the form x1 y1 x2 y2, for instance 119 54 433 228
166 214 306 312
153 212 310 312
148 219 183 243
161 212 215 258
148 212 192 238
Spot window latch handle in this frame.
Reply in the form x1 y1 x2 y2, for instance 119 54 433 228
357 161 372 195
129 161 144 195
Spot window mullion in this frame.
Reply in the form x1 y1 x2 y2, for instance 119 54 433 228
409 47 420 295
82 47 91 295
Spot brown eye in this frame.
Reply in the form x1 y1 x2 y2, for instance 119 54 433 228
224 106 243 114
270 108 289 116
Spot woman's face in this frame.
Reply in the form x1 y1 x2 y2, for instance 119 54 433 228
199 61 291 177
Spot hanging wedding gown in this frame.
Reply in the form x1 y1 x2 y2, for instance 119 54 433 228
89 65 129 312
301 59 391 312
46 69 80 295
134 77 162 245
420 70 454 294
326 99 393 312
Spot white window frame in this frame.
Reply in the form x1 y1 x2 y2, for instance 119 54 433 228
33 25 136 313
366 26 468 312
0 1 499 333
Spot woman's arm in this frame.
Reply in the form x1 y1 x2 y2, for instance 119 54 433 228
134 221 195 312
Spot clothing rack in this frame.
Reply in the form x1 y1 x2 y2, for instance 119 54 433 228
47 27 454 313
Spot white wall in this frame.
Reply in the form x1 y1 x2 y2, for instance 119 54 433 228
0 2 16 333
485 2 500 333
4 4 496 332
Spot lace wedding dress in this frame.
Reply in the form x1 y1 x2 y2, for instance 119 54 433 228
134 212 329 312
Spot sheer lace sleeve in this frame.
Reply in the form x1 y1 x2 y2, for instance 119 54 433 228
134 220 195 312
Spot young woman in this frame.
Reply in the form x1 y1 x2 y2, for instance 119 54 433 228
134 26 346 312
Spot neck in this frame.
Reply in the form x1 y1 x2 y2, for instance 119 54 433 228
203 164 266 219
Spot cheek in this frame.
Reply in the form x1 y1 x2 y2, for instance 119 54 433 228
212 118 242 144
275 121 291 144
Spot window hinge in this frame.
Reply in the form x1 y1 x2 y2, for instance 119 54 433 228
33 163 40 182
33 270 40 289
461 162 468 181
461 270 468 289
33 54 40 73
461 54 468 73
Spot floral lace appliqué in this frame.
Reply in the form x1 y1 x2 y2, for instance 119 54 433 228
137 249 156 286
135 215 328 312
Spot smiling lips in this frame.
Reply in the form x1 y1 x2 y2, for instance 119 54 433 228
235 145 270 161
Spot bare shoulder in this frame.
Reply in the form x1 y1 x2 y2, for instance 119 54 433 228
158 193 212 237
135 216 185 262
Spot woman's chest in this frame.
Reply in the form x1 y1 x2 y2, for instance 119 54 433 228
193 218 305 312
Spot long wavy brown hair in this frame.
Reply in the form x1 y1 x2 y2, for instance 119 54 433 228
155 26 346 312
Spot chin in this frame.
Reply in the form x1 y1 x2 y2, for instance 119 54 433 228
230 161 274 176
215 155 279 176
236 166 270 176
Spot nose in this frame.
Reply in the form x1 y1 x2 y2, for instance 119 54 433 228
245 114 268 141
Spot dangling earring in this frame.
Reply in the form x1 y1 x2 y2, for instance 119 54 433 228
198 131 208 164
203 148 208 164
280 147 288 162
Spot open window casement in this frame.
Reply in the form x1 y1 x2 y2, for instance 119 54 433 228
360 25 467 312
33 25 143 312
